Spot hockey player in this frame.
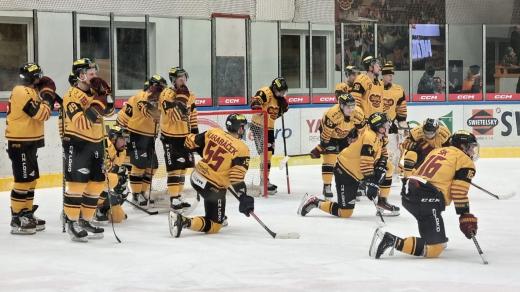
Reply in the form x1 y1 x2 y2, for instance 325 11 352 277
350 56 383 116
370 130 479 260
335 65 359 96
401 118 451 179
250 77 289 195
298 112 390 218
171 113 254 237
310 93 365 198
381 62 408 166
5 63 56 234
117 74 166 206
62 58 113 242
159 67 199 212
95 126 128 223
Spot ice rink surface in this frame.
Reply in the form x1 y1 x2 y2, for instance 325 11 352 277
1 158 519 292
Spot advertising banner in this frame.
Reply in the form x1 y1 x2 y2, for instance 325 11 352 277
463 104 520 147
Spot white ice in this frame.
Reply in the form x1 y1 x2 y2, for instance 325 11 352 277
1 158 520 292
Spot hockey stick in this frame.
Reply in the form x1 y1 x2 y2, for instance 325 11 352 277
471 234 488 265
228 186 300 239
146 121 159 208
471 182 516 200
59 101 67 233
124 198 159 215
371 198 385 224
102 119 122 243
281 114 291 194
279 154 312 170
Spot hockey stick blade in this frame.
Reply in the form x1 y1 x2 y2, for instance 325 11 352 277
275 232 300 239
125 199 159 215
498 192 516 200
279 156 289 170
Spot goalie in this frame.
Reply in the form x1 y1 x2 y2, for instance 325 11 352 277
170 113 254 237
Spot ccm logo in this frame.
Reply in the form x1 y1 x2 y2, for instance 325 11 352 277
421 95 438 100
319 97 336 102
288 97 304 103
456 95 475 100
225 98 241 104
195 99 208 105
495 94 512 99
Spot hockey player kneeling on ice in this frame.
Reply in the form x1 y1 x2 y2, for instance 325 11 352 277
117 75 166 206
6 63 56 234
299 112 398 218
95 126 128 223
62 58 113 242
310 93 365 199
370 130 479 260
170 113 254 237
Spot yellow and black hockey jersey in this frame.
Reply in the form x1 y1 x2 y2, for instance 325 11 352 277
336 128 384 181
5 85 51 144
402 124 451 176
185 128 250 189
350 73 384 116
117 91 158 137
383 83 407 122
159 87 198 138
62 86 104 143
105 137 127 188
411 146 475 214
320 105 364 144
335 82 353 97
251 86 283 130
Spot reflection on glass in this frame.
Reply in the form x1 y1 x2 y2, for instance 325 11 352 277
306 36 327 88
281 35 300 88
117 27 146 90
343 24 374 69
0 23 28 91
80 26 111 82
486 25 520 96
413 24 445 95
378 25 409 70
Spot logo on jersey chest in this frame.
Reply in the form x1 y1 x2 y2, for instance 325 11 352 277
382 98 394 112
369 94 382 108
267 106 279 120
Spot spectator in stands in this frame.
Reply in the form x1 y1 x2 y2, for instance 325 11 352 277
511 25 520 63
501 47 518 67
417 65 436 94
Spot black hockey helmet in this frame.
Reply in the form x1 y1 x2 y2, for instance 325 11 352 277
423 118 440 139
271 77 288 92
72 58 98 78
19 63 43 84
450 130 479 160
168 67 188 83
345 65 359 76
108 125 127 150
146 74 168 95
338 93 356 107
382 62 395 75
226 113 248 138
362 56 381 71
368 112 389 133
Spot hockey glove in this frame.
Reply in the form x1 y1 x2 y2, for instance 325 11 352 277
90 77 111 97
374 156 388 184
346 128 359 146
251 99 262 110
239 194 255 217
459 213 478 239
36 76 57 106
310 145 323 159
276 96 289 116
358 178 379 200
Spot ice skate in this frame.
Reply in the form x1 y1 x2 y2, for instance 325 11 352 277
297 193 322 216
10 211 36 235
376 197 400 216
79 218 104 239
369 227 397 259
66 219 88 242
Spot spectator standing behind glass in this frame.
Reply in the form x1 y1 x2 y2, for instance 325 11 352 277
510 25 520 64
461 65 481 93
417 65 436 94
